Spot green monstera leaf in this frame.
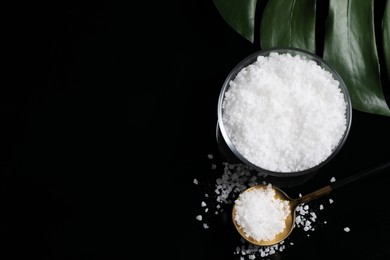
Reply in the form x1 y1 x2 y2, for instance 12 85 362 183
214 0 258 42
323 0 390 116
260 0 316 53
213 0 390 116
383 0 390 82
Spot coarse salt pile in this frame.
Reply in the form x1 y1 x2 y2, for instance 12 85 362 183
234 184 290 242
222 52 347 172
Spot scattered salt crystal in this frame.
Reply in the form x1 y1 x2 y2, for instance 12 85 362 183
329 198 334 204
303 205 309 210
203 223 209 229
234 184 290 241
211 164 217 169
222 52 347 172
193 178 198 185
319 204 324 210
205 194 209 197
344 227 350 232
216 204 221 209
324 221 327 224
196 215 202 221
330 177 336 182
207 154 213 159
295 216 302 225
201 201 206 207
205 208 208 213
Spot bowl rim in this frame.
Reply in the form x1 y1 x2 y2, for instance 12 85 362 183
217 47 353 177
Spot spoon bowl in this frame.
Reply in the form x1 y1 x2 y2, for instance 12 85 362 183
232 184 295 246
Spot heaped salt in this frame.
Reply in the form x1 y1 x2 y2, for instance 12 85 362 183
234 184 290 241
222 52 347 172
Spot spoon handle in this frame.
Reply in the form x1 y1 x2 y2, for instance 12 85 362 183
330 161 390 191
295 161 390 206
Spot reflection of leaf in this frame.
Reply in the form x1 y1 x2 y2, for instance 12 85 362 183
213 0 258 42
260 0 316 52
384 0 390 82
323 0 390 116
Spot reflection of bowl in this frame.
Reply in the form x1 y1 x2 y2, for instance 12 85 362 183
218 48 352 177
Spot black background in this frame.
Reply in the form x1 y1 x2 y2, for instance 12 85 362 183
174 1 390 260
2 1 130 258
1 0 390 259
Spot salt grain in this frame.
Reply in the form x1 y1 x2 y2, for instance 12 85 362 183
344 227 350 232
330 177 336 182
203 223 209 229
207 154 214 160
222 52 347 172
329 199 334 204
196 215 202 221
193 178 198 185
201 201 206 207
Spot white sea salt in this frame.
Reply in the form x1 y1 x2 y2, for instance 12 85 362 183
330 177 336 182
193 178 198 185
234 184 290 241
222 52 347 172
344 227 350 232
196 215 202 221
329 198 334 204
201 201 206 207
